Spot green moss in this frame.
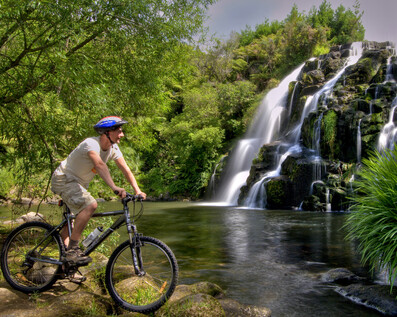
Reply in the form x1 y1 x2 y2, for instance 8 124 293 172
266 180 284 205
322 110 338 158
313 43 330 56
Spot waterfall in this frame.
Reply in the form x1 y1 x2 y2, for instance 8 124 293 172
385 57 395 83
292 43 363 144
214 43 363 207
374 47 396 151
213 64 306 205
288 82 299 117
325 187 332 212
313 113 323 156
357 119 362 163
244 43 363 208
207 161 221 198
309 180 325 195
243 144 302 208
378 97 397 151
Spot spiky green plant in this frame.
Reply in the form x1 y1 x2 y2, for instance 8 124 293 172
346 148 397 290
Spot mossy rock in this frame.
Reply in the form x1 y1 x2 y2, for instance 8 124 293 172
168 282 224 303
344 57 378 86
161 293 225 317
266 176 293 209
302 70 325 85
218 298 271 317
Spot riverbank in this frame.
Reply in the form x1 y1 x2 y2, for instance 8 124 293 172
0 194 187 208
0 229 271 317
0 211 272 317
0 273 271 317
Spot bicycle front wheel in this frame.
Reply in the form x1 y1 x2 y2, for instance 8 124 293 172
1 221 63 293
105 236 178 313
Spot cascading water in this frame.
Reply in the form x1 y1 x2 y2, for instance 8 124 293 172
357 119 362 163
243 43 363 208
214 42 364 208
385 56 395 83
376 46 397 151
213 64 306 205
244 145 302 208
378 97 397 151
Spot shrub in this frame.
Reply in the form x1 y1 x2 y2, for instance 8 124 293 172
346 148 397 290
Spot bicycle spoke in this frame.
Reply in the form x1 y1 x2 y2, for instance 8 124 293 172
106 236 178 314
1 222 62 293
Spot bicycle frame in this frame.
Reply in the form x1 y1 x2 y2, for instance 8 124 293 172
26 195 145 275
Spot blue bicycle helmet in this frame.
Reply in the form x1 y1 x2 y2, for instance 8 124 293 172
94 116 128 134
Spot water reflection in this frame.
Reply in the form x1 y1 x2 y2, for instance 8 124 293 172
0 202 379 316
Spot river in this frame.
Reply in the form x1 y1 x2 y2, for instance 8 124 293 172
0 201 382 316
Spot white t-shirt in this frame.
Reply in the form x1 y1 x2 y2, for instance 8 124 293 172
53 136 123 188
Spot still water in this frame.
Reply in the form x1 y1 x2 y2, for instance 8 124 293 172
0 201 381 316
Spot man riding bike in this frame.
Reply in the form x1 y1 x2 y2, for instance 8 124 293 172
51 116 146 265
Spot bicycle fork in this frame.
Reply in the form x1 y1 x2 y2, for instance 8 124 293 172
127 221 145 277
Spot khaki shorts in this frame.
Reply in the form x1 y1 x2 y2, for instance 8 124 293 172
51 174 96 214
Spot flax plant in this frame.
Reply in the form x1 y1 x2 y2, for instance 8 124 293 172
346 148 397 289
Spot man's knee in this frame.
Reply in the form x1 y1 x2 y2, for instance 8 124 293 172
86 201 98 215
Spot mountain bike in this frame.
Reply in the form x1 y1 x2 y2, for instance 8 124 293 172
0 193 178 314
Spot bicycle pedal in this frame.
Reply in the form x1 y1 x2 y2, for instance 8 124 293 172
63 258 91 268
67 274 86 284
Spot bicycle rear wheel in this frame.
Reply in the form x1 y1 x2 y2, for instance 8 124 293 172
105 236 178 313
1 221 63 293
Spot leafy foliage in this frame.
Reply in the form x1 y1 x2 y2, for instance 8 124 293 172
0 0 214 199
234 1 364 88
0 0 366 200
346 148 397 289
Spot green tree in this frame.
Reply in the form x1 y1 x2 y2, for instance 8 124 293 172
197 33 240 83
307 0 364 44
0 0 214 199
329 1 364 44
157 83 224 197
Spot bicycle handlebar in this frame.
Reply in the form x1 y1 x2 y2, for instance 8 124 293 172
114 191 144 204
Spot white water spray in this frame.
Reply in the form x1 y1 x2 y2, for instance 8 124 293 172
378 97 397 151
357 119 362 163
214 64 306 205
214 43 364 208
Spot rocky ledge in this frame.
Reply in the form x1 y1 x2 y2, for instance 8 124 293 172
323 268 397 316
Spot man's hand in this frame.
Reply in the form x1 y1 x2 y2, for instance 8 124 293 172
113 187 127 198
136 191 147 200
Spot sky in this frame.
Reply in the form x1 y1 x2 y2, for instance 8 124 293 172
204 0 397 45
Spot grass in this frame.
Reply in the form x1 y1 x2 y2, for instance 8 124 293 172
346 147 397 290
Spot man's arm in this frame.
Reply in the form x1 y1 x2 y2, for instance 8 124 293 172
88 151 126 197
115 157 146 199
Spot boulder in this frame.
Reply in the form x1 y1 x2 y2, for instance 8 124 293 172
322 268 397 316
322 268 364 285
336 284 397 316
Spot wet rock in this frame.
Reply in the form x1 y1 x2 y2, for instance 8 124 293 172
302 70 325 85
266 176 294 209
218 298 272 317
323 268 397 316
322 268 364 285
335 284 397 316
165 293 225 317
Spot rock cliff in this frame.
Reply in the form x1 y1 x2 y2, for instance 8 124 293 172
237 41 396 211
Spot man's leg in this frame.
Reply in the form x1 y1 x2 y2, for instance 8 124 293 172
65 201 97 265
60 225 70 249
70 201 98 243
